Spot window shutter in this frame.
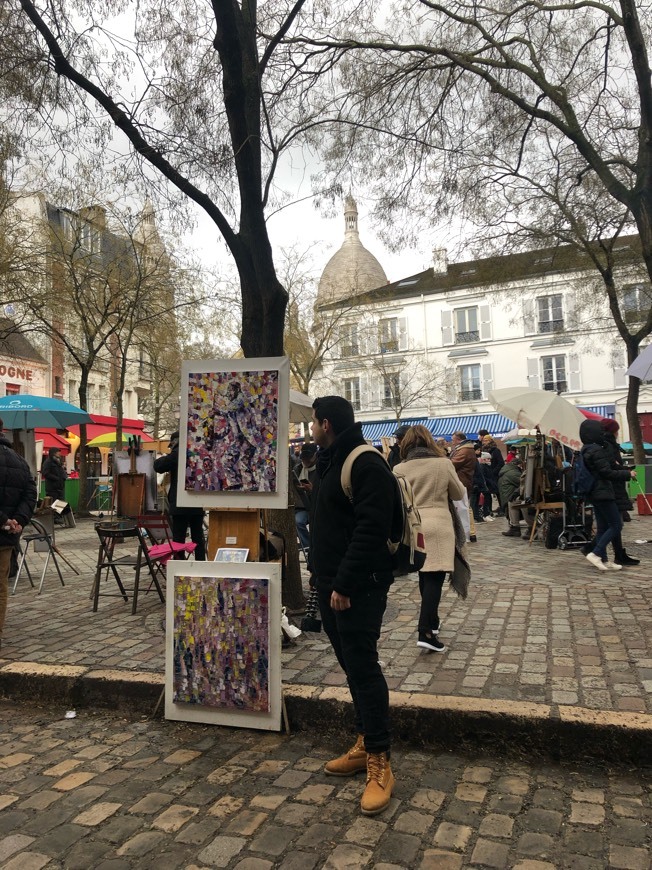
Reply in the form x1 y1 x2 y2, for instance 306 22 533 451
527 357 540 389
441 310 454 346
369 372 380 411
479 305 492 341
568 353 581 391
564 295 576 331
445 366 457 404
398 317 408 351
482 363 493 399
357 324 368 357
523 299 536 335
356 372 366 411
613 362 627 389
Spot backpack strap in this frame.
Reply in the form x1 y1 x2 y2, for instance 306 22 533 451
340 444 387 502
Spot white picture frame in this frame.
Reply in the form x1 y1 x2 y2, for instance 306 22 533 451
165 560 282 731
176 357 290 509
214 547 249 563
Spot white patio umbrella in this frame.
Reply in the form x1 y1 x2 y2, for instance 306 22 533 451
488 387 586 451
289 389 313 424
625 343 652 381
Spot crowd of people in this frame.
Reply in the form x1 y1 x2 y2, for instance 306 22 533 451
295 397 643 818
0 398 643 823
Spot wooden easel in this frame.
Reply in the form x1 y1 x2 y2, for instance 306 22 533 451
116 436 146 518
207 508 260 560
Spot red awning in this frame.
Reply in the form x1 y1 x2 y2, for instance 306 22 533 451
34 429 71 454
579 409 607 421
68 414 148 441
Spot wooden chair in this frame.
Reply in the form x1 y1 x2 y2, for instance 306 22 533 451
528 502 565 545
92 523 165 614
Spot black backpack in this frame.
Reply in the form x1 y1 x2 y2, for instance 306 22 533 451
573 450 596 497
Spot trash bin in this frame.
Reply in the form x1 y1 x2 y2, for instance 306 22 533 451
64 478 79 511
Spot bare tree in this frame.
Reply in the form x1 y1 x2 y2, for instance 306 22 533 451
295 0 652 459
8 0 358 358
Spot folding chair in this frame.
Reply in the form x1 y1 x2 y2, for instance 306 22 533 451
137 514 196 586
12 518 77 595
92 523 165 614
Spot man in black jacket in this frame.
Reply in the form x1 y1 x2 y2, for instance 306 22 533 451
153 432 206 560
310 396 396 816
0 420 37 642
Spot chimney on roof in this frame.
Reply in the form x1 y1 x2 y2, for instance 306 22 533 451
79 205 107 230
432 247 448 275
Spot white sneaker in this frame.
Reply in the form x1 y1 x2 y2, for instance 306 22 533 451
484 516 494 523
603 562 623 571
586 552 608 572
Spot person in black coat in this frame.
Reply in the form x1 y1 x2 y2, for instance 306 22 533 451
582 419 639 566
387 424 409 470
0 423 37 641
480 435 505 515
153 432 206 560
310 395 396 816
42 447 67 501
580 419 636 572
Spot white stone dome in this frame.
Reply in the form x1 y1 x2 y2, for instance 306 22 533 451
317 196 388 305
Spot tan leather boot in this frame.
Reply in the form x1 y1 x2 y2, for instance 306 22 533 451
324 734 367 776
360 751 395 816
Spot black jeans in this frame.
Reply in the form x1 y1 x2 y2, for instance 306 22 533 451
418 570 446 633
171 514 206 560
318 582 390 754
590 500 623 560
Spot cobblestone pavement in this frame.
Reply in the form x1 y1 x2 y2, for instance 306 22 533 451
3 515 652 713
0 702 649 870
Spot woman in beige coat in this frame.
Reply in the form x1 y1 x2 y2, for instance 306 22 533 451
393 425 466 653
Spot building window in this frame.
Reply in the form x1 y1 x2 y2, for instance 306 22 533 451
537 294 564 333
455 307 479 343
541 355 567 392
459 364 482 401
343 377 361 411
5 383 20 395
139 349 150 378
80 222 101 253
382 373 400 408
379 318 399 354
54 376 63 396
623 285 650 324
340 324 359 358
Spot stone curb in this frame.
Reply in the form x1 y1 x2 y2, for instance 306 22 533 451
1 661 650 765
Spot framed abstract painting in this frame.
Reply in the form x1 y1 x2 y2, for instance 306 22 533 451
176 357 290 509
165 561 282 730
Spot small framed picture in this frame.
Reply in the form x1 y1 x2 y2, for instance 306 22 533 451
214 547 249 563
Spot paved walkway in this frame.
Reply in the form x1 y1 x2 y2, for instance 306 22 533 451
0 701 649 869
2 513 651 715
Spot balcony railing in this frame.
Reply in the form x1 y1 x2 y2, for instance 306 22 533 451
340 345 359 358
538 319 564 334
380 340 399 354
455 330 480 344
460 389 482 401
543 380 567 393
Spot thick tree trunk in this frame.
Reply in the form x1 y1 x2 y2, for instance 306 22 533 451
77 368 89 516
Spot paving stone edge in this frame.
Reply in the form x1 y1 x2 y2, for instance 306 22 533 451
0 661 650 766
